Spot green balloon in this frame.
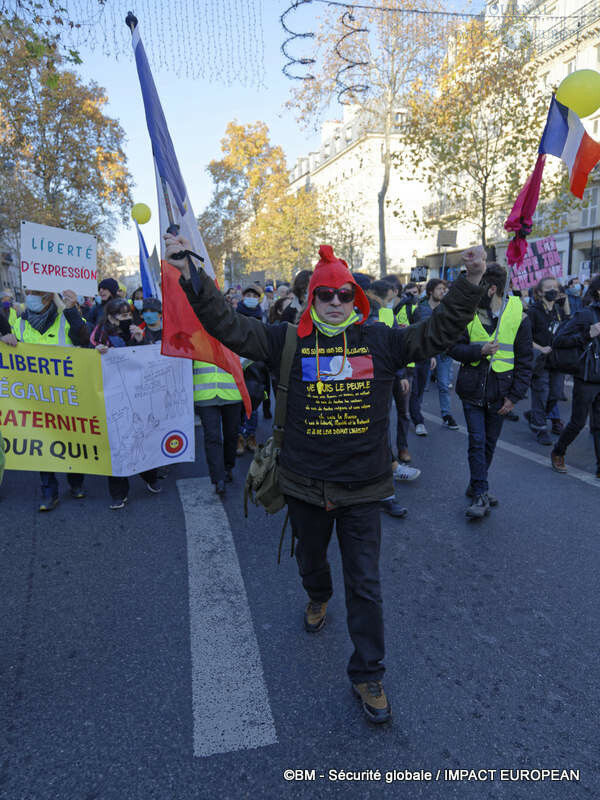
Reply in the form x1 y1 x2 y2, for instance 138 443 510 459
556 70 600 118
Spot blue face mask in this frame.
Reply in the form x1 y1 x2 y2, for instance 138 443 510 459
134 299 144 310
25 294 45 313
142 311 160 325
77 296 85 306
244 296 260 308
95 294 102 304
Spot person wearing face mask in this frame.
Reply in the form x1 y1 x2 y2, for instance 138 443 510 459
91 298 161 508
417 279 459 431
11 288 87 510
525 277 569 445
130 287 145 325
449 264 533 518
86 278 119 329
551 274 600 478
236 284 267 453
140 297 163 343
566 278 584 315
1 289 19 328
366 280 420 508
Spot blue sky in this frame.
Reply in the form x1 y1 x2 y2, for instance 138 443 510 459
74 1 322 258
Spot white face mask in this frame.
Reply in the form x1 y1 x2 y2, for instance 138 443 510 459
386 300 396 309
244 296 260 308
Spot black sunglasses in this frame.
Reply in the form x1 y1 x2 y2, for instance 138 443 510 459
314 286 355 303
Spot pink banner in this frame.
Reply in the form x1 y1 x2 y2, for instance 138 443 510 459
510 236 563 290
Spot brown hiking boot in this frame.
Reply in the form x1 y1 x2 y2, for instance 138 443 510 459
246 434 258 453
304 599 327 632
551 451 567 474
398 448 411 463
352 681 391 724
236 434 246 456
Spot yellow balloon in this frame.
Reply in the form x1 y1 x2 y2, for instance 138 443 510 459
556 70 600 118
131 202 151 224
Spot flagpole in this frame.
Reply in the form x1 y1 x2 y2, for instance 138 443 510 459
126 10 201 293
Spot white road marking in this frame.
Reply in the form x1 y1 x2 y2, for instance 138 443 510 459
421 411 600 489
177 477 278 757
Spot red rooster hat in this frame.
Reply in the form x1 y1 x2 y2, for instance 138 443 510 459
297 245 370 338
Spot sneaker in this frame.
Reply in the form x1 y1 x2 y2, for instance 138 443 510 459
109 497 128 510
380 498 408 518
215 480 226 495
415 423 428 436
393 463 421 481
536 429 553 446
551 451 567 474
352 681 391 724
145 481 162 494
304 599 328 633
442 414 459 430
398 448 411 463
246 434 258 452
236 434 246 456
39 496 59 512
551 419 564 435
466 484 498 506
465 493 491 519
70 487 86 499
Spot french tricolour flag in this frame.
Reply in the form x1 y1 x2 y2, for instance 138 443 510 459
128 19 251 415
539 96 600 199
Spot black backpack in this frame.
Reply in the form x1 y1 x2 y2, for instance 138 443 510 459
548 308 600 376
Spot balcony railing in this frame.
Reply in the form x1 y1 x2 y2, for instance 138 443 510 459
533 0 600 56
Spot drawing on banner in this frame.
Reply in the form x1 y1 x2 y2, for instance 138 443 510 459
101 344 194 477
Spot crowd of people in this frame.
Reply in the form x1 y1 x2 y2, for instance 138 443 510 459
157 235 600 724
2 244 600 723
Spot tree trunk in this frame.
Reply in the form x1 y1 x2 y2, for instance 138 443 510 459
480 179 487 248
378 114 392 277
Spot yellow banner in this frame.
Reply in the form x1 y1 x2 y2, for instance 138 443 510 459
0 342 111 475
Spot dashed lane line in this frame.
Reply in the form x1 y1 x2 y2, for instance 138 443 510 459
177 477 278 757
421 411 600 490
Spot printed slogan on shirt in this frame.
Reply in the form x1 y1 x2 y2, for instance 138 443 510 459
300 344 374 437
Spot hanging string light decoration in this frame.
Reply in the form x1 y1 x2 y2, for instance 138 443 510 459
1 0 266 88
280 0 317 80
334 8 370 104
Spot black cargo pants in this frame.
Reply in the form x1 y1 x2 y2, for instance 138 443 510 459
285 495 385 684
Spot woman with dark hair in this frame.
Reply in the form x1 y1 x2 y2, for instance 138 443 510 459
551 274 600 478
91 298 161 508
130 286 144 325
280 269 312 324
91 298 145 349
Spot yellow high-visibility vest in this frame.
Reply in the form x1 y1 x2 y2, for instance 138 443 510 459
378 307 394 327
13 313 71 346
467 296 522 373
193 361 242 404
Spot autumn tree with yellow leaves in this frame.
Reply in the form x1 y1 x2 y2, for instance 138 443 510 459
402 19 574 246
286 0 446 277
199 120 326 281
0 17 132 264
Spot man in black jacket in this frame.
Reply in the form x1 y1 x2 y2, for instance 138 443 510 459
450 264 533 518
165 235 487 724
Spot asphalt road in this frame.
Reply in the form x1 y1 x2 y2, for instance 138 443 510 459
1 378 599 800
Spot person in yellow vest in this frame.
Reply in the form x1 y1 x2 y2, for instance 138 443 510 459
1 289 20 329
0 311 18 487
449 264 533 518
193 360 243 495
12 288 88 510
